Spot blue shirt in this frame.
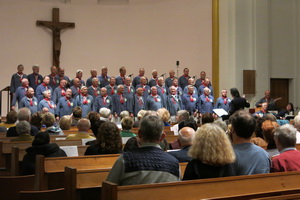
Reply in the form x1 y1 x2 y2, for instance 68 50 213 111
75 95 93 118
27 73 43 91
98 75 110 88
19 96 38 114
146 95 163 111
12 86 28 106
36 84 53 102
93 95 113 113
38 99 56 115
56 97 75 118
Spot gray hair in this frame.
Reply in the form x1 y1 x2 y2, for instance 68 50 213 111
274 124 297 148
120 110 130 120
117 85 124 90
177 110 189 121
21 78 28 84
213 120 228 132
16 121 31 135
203 87 211 93
42 90 51 96
17 107 31 121
139 115 164 143
77 118 91 132
99 107 111 118
32 65 39 69
137 110 147 120
158 77 164 81
294 115 300 130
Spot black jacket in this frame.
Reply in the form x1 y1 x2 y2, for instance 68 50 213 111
229 97 250 115
21 143 67 175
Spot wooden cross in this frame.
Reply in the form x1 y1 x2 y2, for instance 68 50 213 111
37 8 75 68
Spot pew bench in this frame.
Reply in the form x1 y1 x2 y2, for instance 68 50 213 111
101 171 300 200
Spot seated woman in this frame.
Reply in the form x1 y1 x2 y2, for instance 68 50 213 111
183 123 236 180
11 121 34 142
262 120 280 157
42 112 64 135
157 108 171 126
59 115 72 131
31 111 43 131
0 110 17 128
120 116 136 137
21 131 67 175
277 103 294 119
84 121 122 155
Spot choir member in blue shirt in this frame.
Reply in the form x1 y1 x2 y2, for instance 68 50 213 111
75 86 93 118
36 76 53 102
132 68 147 88
70 69 85 86
123 77 135 114
19 88 38 114
156 77 167 107
198 77 214 97
166 86 183 120
70 78 82 99
133 88 145 117
146 86 163 111
48 66 58 90
112 85 129 122
136 76 151 101
52 79 67 104
27 65 43 92
11 78 30 110
170 78 183 96
148 69 158 87
183 78 198 96
86 69 98 87
10 64 27 94
215 89 231 112
56 88 75 118
165 69 176 89
199 87 214 114
87 78 101 99
38 90 56 115
55 68 70 87
98 66 110 88
182 85 199 115
116 66 127 86
178 68 190 90
195 71 206 89
93 87 113 112
105 76 118 97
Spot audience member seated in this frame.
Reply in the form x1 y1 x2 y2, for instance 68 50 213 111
183 123 236 180
255 90 281 111
262 120 280 157
71 106 82 126
253 102 272 118
6 108 38 137
59 115 72 131
157 108 171 126
271 124 300 172
66 118 95 140
170 110 190 135
120 110 130 120
11 121 33 142
22 131 67 175
168 127 195 162
132 109 146 128
0 110 17 128
212 120 228 132
42 112 64 135
106 115 180 185
201 113 214 125
87 111 101 135
99 107 112 121
31 111 43 131
229 110 271 175
292 114 300 143
276 103 294 119
120 116 136 137
84 121 122 155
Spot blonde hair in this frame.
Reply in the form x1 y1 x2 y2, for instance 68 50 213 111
157 108 170 123
59 115 72 130
188 123 235 166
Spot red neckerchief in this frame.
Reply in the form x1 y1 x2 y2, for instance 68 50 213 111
126 85 131 93
65 96 71 107
189 92 194 102
44 98 53 109
172 95 177 104
82 94 88 104
110 85 115 94
120 75 125 83
29 98 33 106
202 82 207 87
118 93 124 104
60 86 66 96
34 74 39 85
42 83 48 90
222 96 227 104
137 94 143 105
50 74 56 85
102 95 107 105
17 73 23 83
151 94 158 102
22 86 28 95
92 86 98 97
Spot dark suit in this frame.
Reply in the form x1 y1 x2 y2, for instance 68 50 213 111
229 97 250 115
168 146 192 162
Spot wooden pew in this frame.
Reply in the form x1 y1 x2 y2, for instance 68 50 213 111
35 154 120 190
101 171 300 200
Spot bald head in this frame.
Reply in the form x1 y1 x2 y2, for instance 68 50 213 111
178 127 196 147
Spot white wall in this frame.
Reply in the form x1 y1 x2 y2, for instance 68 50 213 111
219 0 300 110
0 0 213 115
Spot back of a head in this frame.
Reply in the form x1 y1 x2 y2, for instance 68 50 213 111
17 107 31 122
72 106 82 119
121 116 134 130
294 115 300 129
230 110 256 139
91 120 106 136
59 115 72 130
99 107 111 119
77 118 91 132
178 119 197 131
230 88 240 98
213 120 228 132
201 113 214 125
139 115 164 143
178 127 195 146
31 111 43 129
137 110 147 120
177 110 189 122
274 124 297 148
120 111 130 120
157 108 170 123
16 121 31 135
189 123 235 165
262 120 279 145
6 111 17 124
97 121 121 152
32 132 50 146
42 112 55 127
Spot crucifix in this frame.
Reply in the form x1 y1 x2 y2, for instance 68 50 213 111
37 8 75 68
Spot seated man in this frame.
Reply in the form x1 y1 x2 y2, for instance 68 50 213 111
255 90 281 110
253 102 271 118
66 118 95 140
11 121 33 142
271 124 300 172
106 115 180 185
230 110 271 175
168 127 195 162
